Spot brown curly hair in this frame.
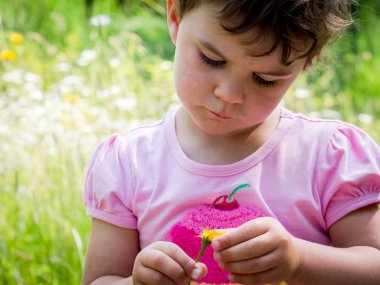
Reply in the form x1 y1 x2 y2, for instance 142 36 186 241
173 0 353 65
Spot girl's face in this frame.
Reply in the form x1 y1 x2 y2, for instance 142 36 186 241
168 2 308 137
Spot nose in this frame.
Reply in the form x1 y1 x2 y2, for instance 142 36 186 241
214 78 244 104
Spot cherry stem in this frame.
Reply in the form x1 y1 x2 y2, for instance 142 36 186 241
227 183 251 202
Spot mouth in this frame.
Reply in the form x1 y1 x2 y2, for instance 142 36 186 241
210 110 232 120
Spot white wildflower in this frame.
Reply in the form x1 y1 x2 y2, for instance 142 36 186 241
2 69 25 84
56 62 71 72
294 87 311 99
29 90 44 101
77 49 98 66
109 85 124 96
56 75 85 93
24 72 41 85
6 87 18 98
358 113 373 124
109 57 121 68
90 14 111 27
159 61 172 71
112 97 137 111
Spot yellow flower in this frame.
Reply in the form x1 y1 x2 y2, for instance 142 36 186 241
62 93 80 104
10 33 24 44
201 229 225 245
188 229 225 284
194 229 225 263
0 50 16 61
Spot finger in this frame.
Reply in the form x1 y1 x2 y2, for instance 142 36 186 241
141 248 190 284
212 218 270 251
218 249 278 274
150 242 206 281
213 232 276 262
193 262 208 280
134 265 178 285
228 267 285 285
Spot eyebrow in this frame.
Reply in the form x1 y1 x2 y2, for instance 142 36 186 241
199 39 294 78
199 39 226 59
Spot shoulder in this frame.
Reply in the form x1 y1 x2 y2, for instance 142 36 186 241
87 122 165 167
279 109 346 155
122 119 166 151
282 108 343 133
82 109 176 228
94 107 175 158
122 107 178 162
125 106 177 146
278 109 380 176
85 107 177 186
281 108 378 148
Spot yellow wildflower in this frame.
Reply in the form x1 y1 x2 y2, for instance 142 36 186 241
0 50 16 61
10 33 24 44
188 229 225 285
200 229 225 244
62 93 80 104
195 229 225 263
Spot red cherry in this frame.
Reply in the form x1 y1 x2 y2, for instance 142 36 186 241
213 195 239 210
212 184 251 211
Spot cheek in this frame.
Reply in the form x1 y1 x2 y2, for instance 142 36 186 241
173 53 212 95
251 87 285 104
258 77 296 102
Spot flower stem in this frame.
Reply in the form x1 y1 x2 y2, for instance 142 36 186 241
189 241 209 285
195 243 207 263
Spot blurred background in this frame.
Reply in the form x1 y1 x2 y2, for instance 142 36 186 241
0 0 379 283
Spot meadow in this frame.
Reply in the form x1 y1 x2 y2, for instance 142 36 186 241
0 0 379 284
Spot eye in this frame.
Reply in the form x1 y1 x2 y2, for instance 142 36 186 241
199 51 225 68
252 74 277 88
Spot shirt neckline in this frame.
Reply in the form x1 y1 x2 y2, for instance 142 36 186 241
165 106 293 176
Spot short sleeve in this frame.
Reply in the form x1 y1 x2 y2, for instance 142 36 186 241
83 134 137 229
317 123 380 229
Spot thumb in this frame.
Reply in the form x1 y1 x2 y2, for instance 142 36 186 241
187 262 207 280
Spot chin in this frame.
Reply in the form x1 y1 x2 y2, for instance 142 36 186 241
200 124 252 137
200 126 232 136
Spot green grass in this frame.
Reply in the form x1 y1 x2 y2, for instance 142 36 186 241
0 144 86 284
0 0 379 284
0 1 174 283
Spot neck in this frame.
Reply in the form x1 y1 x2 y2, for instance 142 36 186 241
175 107 281 165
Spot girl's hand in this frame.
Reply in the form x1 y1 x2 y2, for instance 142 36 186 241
132 241 207 285
212 217 300 285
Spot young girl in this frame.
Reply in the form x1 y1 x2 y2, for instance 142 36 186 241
81 0 380 284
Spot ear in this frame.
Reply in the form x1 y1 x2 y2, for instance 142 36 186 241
167 0 180 45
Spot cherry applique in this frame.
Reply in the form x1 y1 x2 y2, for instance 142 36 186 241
212 183 251 210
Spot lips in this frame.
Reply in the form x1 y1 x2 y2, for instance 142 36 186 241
210 110 231 120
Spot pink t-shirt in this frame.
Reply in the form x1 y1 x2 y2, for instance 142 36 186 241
84 107 380 249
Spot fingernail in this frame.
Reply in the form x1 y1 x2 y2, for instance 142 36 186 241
228 273 235 282
212 240 220 250
190 266 203 279
213 252 221 261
